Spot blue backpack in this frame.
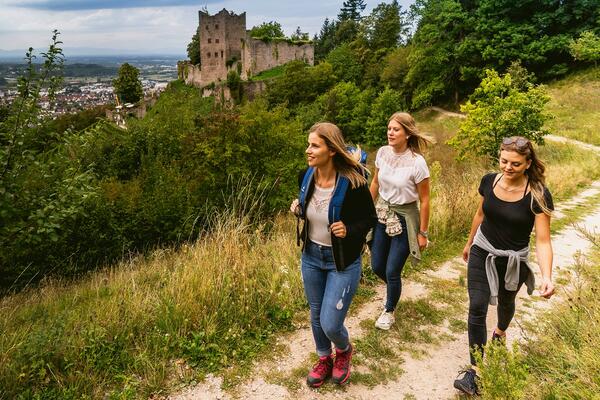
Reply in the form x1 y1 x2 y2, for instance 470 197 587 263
297 146 368 225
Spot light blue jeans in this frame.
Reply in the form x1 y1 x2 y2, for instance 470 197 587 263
301 240 361 357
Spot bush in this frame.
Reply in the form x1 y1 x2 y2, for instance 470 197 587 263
364 86 406 146
448 69 552 160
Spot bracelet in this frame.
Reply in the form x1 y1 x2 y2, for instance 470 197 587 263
418 230 428 238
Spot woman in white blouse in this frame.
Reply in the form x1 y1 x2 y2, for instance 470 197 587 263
369 112 434 330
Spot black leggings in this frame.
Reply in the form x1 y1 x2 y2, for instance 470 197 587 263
467 245 529 365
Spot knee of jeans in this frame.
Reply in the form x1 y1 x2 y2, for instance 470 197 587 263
321 319 343 341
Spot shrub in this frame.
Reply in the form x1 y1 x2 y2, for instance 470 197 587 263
448 69 552 160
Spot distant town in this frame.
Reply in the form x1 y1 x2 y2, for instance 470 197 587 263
0 55 180 117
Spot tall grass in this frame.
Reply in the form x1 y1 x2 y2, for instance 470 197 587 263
0 189 304 398
477 230 600 398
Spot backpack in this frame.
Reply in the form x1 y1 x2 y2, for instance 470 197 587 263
297 146 368 224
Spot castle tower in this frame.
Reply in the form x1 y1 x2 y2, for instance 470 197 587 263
198 9 246 85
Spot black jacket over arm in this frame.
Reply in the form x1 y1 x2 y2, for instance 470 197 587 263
297 169 377 271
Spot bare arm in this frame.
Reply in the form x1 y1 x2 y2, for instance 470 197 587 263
369 168 379 201
463 197 485 262
416 178 430 250
534 212 554 298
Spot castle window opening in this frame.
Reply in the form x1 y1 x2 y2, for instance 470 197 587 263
215 38 219 43
214 52 218 57
215 24 219 29
221 50 224 58
207 52 211 58
205 25 208 30
208 38 212 43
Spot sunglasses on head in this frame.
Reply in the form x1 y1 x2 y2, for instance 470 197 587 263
502 137 530 149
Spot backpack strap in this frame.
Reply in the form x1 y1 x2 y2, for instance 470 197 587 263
329 175 350 224
298 167 315 219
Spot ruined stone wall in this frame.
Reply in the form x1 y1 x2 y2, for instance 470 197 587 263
178 62 203 87
241 38 314 79
199 9 246 86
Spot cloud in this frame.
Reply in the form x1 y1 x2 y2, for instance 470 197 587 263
11 0 221 11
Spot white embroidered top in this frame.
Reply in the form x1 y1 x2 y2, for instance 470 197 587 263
307 184 333 246
375 145 430 205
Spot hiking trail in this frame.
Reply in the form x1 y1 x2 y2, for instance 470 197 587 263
169 129 600 400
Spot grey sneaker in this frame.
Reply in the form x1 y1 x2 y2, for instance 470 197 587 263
453 368 480 395
375 310 395 330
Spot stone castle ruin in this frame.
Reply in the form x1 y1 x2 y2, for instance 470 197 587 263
178 9 314 88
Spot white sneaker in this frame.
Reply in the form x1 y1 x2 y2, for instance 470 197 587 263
375 310 395 330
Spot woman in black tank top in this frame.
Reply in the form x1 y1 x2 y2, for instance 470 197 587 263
453 137 555 396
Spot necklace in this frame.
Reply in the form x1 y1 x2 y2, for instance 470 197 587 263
498 176 527 192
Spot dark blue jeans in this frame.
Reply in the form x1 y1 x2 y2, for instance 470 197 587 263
370 219 410 312
301 241 361 357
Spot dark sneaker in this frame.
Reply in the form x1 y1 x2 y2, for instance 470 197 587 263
491 330 506 344
332 344 353 385
453 368 480 395
306 355 333 388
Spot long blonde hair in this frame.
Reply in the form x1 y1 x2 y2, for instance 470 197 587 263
388 112 436 154
500 136 552 215
309 122 368 189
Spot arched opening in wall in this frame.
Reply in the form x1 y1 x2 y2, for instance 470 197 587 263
221 51 224 58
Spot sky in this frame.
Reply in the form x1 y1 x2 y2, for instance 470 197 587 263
0 0 414 56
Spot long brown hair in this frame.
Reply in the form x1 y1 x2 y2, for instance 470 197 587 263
388 112 436 154
309 122 368 189
500 136 551 215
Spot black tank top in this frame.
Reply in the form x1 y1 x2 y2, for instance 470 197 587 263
479 173 553 250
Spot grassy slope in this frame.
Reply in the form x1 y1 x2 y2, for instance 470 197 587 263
2 70 600 399
544 67 600 145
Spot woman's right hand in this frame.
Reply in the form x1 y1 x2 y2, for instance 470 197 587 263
462 243 471 263
290 198 300 216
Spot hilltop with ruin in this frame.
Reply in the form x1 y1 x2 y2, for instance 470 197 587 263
178 9 314 89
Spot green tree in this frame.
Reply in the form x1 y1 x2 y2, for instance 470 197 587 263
317 82 375 143
187 30 201 65
338 0 367 22
267 61 336 106
570 30 600 66
448 69 552 161
362 0 410 50
290 26 309 41
249 21 285 38
405 0 467 108
314 18 338 60
113 63 143 104
325 43 363 84
364 86 406 146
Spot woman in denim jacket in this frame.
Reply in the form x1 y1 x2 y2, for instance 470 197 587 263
290 122 376 388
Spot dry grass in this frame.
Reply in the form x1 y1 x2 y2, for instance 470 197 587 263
0 212 304 398
544 67 600 145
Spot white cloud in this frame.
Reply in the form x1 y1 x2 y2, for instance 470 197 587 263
0 0 415 54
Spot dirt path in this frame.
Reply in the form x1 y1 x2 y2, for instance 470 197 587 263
169 136 600 400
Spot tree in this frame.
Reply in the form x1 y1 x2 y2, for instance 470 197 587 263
570 31 600 66
113 63 143 104
187 30 201 65
290 26 309 41
249 21 285 38
448 69 552 161
314 18 338 61
338 0 367 22
405 0 467 108
316 82 375 143
363 0 410 50
364 87 406 146
325 43 363 84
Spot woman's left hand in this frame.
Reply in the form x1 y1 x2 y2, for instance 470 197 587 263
418 234 428 251
330 221 346 238
539 277 555 299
